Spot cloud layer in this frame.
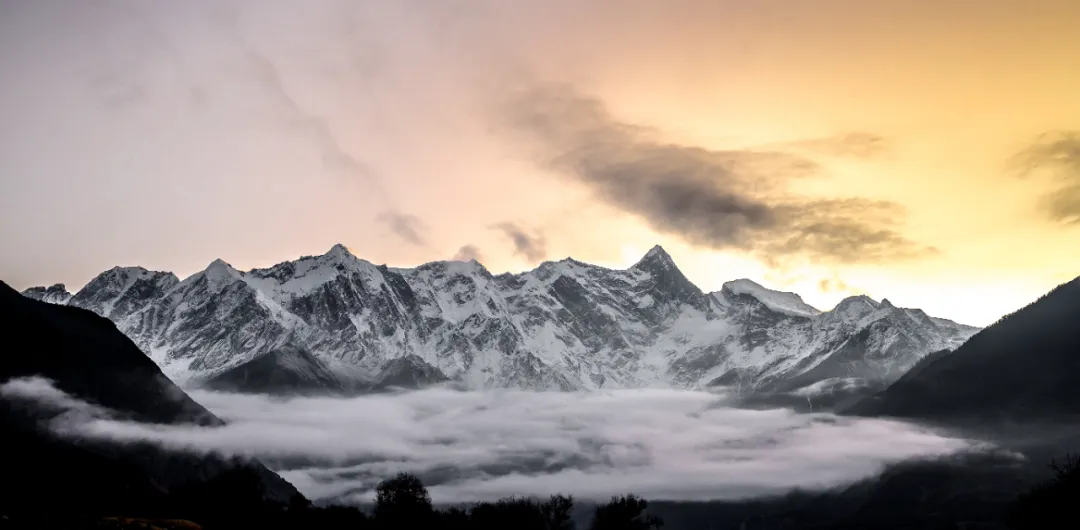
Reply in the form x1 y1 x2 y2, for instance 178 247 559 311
2 377 989 505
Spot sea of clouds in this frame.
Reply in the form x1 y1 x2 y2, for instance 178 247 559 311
1 377 994 505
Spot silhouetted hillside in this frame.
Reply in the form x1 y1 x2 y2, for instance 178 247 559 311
0 281 301 520
850 276 1080 422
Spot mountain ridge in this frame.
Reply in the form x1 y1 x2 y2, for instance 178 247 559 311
20 244 979 394
849 275 1080 422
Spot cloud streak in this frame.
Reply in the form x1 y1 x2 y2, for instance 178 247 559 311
2 377 990 505
500 84 932 264
1012 131 1080 225
210 3 378 186
377 210 429 246
493 222 548 263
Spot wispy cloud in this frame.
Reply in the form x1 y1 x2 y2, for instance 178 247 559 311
492 222 548 263
2 377 989 505
377 210 429 247
1012 131 1080 225
452 244 483 262
779 132 891 159
500 84 933 265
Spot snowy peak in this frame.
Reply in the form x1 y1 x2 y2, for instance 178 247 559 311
324 243 356 261
200 258 243 292
628 245 704 304
23 245 981 394
68 266 179 319
20 283 72 304
720 279 822 318
833 294 879 316
631 245 676 271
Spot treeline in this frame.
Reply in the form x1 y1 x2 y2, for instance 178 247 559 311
1007 453 1080 530
191 472 663 530
0 471 662 530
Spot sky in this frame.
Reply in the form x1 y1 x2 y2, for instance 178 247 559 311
0 376 999 503
2 0 1079 326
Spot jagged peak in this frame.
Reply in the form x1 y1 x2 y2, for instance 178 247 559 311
20 282 73 303
207 258 233 270
201 258 241 289
104 265 151 276
80 266 176 293
325 243 355 260
833 294 879 314
631 245 677 271
839 293 877 304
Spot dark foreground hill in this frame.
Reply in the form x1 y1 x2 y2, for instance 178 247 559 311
0 280 303 522
850 276 1080 422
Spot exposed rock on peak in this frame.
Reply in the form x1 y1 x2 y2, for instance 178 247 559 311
67 266 179 320
21 283 72 304
324 243 355 261
631 245 676 271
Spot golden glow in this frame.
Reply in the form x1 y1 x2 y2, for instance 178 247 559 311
2 0 1078 327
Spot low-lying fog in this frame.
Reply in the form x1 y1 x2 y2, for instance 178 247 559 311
2 377 999 505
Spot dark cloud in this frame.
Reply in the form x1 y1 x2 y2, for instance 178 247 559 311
1012 131 1080 225
377 211 428 246
492 222 547 263
452 244 483 262
501 84 931 264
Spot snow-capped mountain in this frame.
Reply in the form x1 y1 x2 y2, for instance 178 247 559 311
20 283 72 305
20 244 979 393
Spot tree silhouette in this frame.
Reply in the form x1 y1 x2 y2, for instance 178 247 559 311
543 494 576 530
467 495 576 530
373 472 435 528
589 495 662 530
1008 453 1080 529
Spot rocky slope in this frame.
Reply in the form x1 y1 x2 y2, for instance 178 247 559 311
20 245 979 394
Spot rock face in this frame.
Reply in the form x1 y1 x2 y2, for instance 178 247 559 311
851 276 1080 422
20 244 979 394
0 280 302 514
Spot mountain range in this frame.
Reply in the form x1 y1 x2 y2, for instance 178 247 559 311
21 244 979 395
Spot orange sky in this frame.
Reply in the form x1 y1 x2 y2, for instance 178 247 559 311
1 0 1078 326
